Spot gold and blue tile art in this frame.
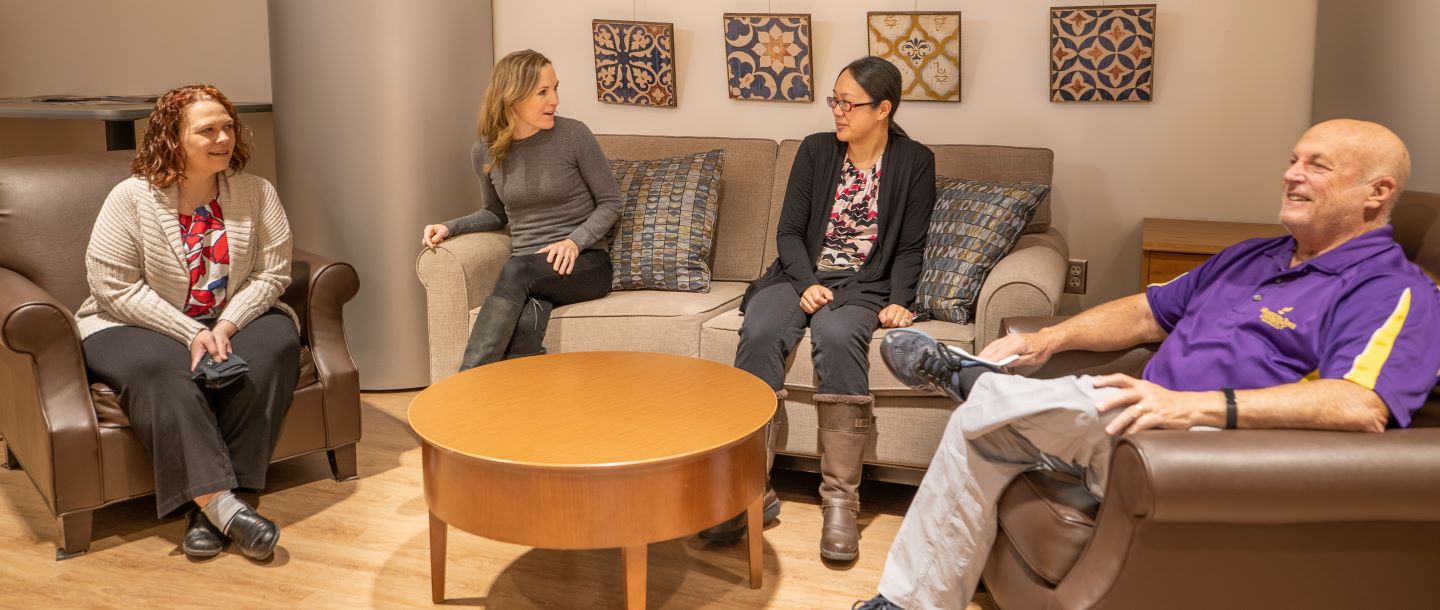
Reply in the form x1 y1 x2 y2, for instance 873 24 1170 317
593 19 677 107
723 13 814 102
868 12 961 102
1050 5 1155 102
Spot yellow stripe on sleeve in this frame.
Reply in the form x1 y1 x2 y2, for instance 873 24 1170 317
1343 287 1411 390
1147 271 1189 288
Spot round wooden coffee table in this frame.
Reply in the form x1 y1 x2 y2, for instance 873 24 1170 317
409 351 776 609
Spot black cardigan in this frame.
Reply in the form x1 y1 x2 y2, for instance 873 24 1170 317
743 131 936 313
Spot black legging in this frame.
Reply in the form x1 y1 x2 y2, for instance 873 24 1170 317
462 249 612 364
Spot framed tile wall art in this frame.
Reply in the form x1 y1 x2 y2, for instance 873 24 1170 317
867 12 961 102
723 13 814 102
1050 4 1156 102
593 19 677 107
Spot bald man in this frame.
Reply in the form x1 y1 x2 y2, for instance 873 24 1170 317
853 120 1440 610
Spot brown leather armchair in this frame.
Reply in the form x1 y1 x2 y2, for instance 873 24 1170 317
0 151 362 560
982 192 1440 610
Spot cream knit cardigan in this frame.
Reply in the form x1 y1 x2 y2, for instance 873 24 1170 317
74 171 298 346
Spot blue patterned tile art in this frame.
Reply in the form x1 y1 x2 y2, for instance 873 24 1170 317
1050 5 1155 102
593 19 677 107
724 13 813 102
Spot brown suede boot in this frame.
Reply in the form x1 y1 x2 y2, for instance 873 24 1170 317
815 393 872 562
699 390 786 543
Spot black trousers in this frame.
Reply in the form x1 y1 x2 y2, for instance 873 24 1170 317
477 250 613 356
735 280 879 396
82 310 301 517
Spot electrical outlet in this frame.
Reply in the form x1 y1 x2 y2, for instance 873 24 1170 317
1065 259 1088 294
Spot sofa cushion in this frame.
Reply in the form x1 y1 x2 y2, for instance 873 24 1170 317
995 469 1100 585
608 150 725 292
915 178 1049 324
597 135 777 283
93 345 320 428
701 308 974 394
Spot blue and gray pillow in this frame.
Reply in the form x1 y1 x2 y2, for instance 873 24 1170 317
607 149 725 292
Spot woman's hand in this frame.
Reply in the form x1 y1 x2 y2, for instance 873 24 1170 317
537 239 580 275
190 328 226 372
799 284 833 314
212 320 238 357
878 304 915 328
421 224 451 250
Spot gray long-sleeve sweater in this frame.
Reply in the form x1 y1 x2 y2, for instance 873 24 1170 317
442 116 623 255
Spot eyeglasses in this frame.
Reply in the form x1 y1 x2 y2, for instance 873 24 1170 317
826 96 878 113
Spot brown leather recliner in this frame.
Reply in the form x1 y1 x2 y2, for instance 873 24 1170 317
980 191 1440 610
0 151 362 560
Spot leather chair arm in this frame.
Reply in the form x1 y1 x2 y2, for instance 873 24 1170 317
415 231 512 382
1000 316 1157 379
0 267 103 510
973 229 1068 350
284 249 361 445
1108 428 1440 524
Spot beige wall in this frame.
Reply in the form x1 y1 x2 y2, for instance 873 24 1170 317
2 0 1320 309
1312 0 1438 193
495 0 1318 308
0 0 276 182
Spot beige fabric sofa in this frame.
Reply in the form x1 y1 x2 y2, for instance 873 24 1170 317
416 134 1066 482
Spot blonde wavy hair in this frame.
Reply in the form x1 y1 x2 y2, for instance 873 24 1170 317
477 49 552 173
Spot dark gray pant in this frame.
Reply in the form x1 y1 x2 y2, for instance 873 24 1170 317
83 310 301 517
468 250 613 358
736 281 879 395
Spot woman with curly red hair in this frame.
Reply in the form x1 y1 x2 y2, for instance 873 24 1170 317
75 84 299 560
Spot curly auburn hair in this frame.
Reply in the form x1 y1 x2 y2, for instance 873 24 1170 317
131 84 251 188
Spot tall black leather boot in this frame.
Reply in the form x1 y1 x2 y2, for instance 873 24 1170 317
458 296 524 371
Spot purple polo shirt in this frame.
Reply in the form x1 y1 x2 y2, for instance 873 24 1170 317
1143 226 1440 427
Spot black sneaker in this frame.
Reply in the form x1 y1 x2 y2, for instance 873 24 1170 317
698 486 781 543
880 329 1005 401
852 594 905 610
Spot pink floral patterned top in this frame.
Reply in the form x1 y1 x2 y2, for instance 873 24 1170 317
817 156 882 271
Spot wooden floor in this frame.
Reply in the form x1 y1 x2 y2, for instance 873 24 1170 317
0 391 996 610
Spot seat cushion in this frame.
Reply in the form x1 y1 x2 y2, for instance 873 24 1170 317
995 469 1100 585
93 345 319 428
607 149 725 292
700 307 975 394
520 281 746 355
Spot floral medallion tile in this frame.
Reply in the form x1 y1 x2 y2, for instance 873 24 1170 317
724 13 814 102
1050 4 1156 102
593 19 677 107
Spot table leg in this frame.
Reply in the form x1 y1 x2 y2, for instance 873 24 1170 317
429 511 447 604
746 493 764 589
623 544 647 610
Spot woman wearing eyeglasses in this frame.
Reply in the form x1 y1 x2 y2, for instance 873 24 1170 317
703 56 936 562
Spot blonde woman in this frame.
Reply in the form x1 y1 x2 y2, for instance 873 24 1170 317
422 49 622 370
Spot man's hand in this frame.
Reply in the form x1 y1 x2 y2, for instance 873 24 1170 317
189 328 226 372
421 224 451 250
878 304 914 328
1093 373 1218 435
537 239 580 275
799 284 833 314
978 331 1059 369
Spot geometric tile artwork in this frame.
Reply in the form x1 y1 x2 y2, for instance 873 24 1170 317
723 13 814 102
593 19 678 107
1050 5 1156 102
867 12 961 102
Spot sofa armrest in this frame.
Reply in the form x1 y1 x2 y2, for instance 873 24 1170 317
0 267 103 512
285 249 361 445
1109 428 1440 523
415 231 512 383
1000 316 1157 379
973 229 1067 350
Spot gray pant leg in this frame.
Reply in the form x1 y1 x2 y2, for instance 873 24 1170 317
735 282 809 391
809 303 879 395
878 374 1120 609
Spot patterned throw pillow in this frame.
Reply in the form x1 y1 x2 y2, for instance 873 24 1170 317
915 177 1051 324
607 149 725 292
